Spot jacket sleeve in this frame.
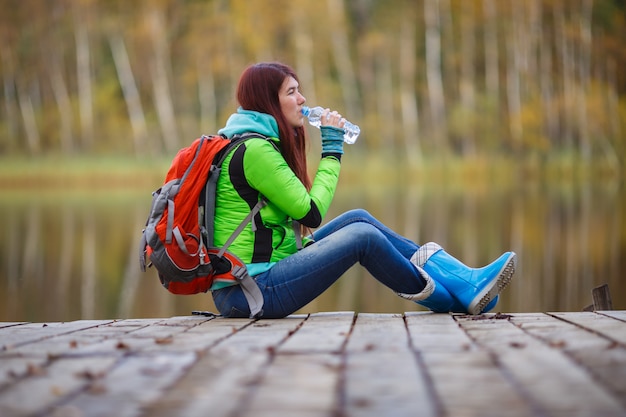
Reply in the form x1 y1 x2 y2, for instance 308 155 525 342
243 139 340 227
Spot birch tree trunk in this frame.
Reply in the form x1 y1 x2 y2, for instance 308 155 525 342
149 7 179 153
197 57 217 134
577 0 593 162
375 38 394 148
554 0 573 151
399 18 422 163
459 0 476 156
482 0 499 101
539 4 558 149
440 0 456 102
603 59 621 170
326 0 360 119
424 0 448 152
109 33 148 156
607 61 622 157
291 3 317 107
74 8 94 150
506 0 523 151
0 47 18 150
355 35 377 148
17 82 41 155
49 58 74 154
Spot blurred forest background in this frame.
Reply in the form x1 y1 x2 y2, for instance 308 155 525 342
1 0 626 321
0 0 624 171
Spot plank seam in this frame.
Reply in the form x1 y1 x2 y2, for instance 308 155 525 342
229 314 312 416
404 313 445 417
1 320 118 352
596 311 626 324
334 311 358 417
546 311 626 347
454 314 550 417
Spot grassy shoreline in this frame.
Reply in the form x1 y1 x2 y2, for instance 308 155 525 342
0 154 622 190
0 155 171 190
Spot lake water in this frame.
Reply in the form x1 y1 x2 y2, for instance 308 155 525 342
1 177 624 322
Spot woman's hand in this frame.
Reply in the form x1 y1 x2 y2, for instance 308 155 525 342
320 108 345 157
320 108 346 129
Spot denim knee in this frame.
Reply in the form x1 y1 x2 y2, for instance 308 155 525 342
345 208 373 221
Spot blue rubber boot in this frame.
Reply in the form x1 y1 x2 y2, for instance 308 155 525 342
420 286 499 313
412 242 516 315
399 265 499 313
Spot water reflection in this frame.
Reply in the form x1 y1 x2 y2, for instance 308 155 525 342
1 180 624 322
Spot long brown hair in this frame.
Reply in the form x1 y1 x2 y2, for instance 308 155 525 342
236 62 311 190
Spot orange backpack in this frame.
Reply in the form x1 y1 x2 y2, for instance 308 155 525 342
139 134 265 317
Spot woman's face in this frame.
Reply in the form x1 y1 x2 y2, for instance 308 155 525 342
278 76 306 128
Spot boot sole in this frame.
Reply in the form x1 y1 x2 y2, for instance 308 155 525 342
468 253 517 315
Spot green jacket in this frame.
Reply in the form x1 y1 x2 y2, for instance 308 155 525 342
211 108 341 288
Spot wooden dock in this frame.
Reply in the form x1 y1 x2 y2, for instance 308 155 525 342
1 311 625 417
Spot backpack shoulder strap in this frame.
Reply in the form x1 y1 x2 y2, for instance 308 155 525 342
203 133 270 248
213 134 302 252
215 198 267 257
213 132 269 168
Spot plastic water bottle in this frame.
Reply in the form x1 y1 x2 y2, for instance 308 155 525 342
301 106 360 144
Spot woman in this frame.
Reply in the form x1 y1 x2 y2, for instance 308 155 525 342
211 62 516 318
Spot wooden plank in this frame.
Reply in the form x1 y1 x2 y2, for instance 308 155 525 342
0 318 181 359
0 317 257 417
55 353 196 417
157 315 217 325
87 318 166 335
599 310 626 321
0 320 115 352
46 317 252 416
344 313 407 352
121 321 198 339
458 313 625 417
423 351 535 417
23 317 247 358
204 315 308 354
145 350 269 417
135 316 255 353
0 312 624 417
0 356 118 416
144 315 308 417
511 312 626 408
549 311 626 345
239 353 341 417
278 311 354 353
0 323 27 329
203 313 350 416
0 355 48 389
2 332 124 359
405 312 474 352
406 312 534 417
0 320 157 359
343 314 437 417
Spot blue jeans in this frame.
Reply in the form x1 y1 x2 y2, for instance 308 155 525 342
211 209 426 318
